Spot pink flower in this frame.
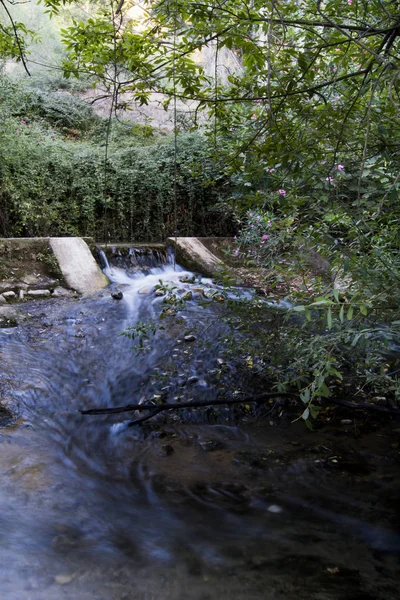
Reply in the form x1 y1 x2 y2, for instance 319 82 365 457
266 167 276 173
251 114 257 120
233 235 237 239
250 225 254 228
267 220 272 227
337 164 345 171
262 234 269 240
326 176 334 182
278 189 286 196
347 0 352 4
234 249 239 255
256 215 261 221
20 120 27 126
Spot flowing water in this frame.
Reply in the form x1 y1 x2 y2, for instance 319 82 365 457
0 248 399 600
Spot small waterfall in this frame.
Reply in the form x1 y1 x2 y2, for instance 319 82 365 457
99 245 173 276
98 248 111 271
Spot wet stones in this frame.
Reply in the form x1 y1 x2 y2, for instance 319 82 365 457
0 295 6 305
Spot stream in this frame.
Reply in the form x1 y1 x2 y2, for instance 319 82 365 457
0 248 399 600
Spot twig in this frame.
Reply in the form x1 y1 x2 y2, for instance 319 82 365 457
0 0 30 76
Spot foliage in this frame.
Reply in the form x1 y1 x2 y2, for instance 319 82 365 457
0 77 235 239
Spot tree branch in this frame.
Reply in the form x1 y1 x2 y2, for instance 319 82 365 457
80 391 297 416
0 0 30 76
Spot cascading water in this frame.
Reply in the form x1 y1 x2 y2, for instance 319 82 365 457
0 247 398 600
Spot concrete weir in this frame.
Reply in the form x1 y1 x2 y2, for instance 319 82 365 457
49 237 108 294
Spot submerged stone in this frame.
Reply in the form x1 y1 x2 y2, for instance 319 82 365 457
111 291 123 300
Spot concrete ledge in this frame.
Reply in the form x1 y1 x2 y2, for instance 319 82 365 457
168 237 224 277
0 237 108 296
50 238 108 294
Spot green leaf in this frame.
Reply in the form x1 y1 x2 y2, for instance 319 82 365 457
292 305 305 312
310 299 334 306
347 306 354 320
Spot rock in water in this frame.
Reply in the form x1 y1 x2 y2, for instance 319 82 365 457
184 334 196 342
111 291 123 300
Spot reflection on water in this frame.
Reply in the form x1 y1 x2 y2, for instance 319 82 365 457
0 253 399 599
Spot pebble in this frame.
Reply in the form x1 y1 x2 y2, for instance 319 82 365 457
111 291 123 300
199 440 224 452
341 419 352 426
2 291 16 300
161 444 174 456
55 575 74 585
187 376 200 385
155 289 164 297
267 505 283 514
0 295 6 305
184 334 196 342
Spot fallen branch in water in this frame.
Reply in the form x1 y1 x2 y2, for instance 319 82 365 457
80 390 400 426
80 391 297 417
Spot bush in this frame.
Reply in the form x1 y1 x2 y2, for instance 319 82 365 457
0 77 235 240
